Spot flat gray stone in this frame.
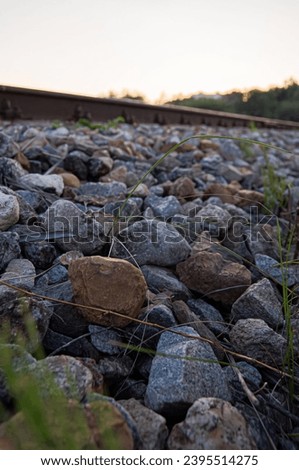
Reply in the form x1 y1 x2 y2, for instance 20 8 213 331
111 219 191 267
20 173 64 196
78 181 127 200
144 194 182 218
43 200 106 255
231 278 284 328
89 325 123 355
255 253 298 286
187 298 228 336
141 265 191 300
144 326 231 417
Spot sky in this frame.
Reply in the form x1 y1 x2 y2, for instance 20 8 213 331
1 0 299 103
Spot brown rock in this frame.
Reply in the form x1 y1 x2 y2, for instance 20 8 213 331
68 256 147 327
200 139 220 151
168 397 256 449
170 176 199 201
177 142 197 152
235 189 264 207
127 183 149 197
203 183 237 204
14 152 30 171
103 166 127 183
176 252 251 304
59 172 81 188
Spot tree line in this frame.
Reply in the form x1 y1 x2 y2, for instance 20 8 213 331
168 79 299 122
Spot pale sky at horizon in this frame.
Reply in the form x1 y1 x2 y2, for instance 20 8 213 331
1 0 299 103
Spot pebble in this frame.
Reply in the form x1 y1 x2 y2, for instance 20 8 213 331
231 278 284 328
0 157 26 184
20 174 64 196
196 204 231 230
172 300 224 361
43 280 89 338
111 219 191 267
0 191 19 230
255 253 298 286
168 397 256 449
78 181 127 201
0 132 18 158
0 258 35 290
125 303 177 349
0 297 53 351
22 241 57 269
0 232 21 272
169 176 198 201
89 325 123 355
86 394 138 449
97 356 134 383
177 251 251 305
42 199 106 255
229 319 287 367
187 298 228 336
141 265 191 300
144 194 182 219
44 264 68 284
118 398 168 450
68 256 147 327
58 171 81 188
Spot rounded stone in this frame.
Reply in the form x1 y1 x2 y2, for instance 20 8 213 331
20 174 64 196
68 256 147 327
59 172 81 188
0 192 19 231
168 397 256 450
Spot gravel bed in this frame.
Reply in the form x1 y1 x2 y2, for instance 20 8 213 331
0 120 299 449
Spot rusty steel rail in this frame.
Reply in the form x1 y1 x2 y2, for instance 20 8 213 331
1 85 299 129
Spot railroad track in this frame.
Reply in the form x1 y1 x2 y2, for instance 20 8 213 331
1 84 299 129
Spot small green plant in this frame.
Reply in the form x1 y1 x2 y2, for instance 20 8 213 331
77 116 125 131
276 221 296 400
248 121 258 132
51 120 63 129
239 140 255 160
